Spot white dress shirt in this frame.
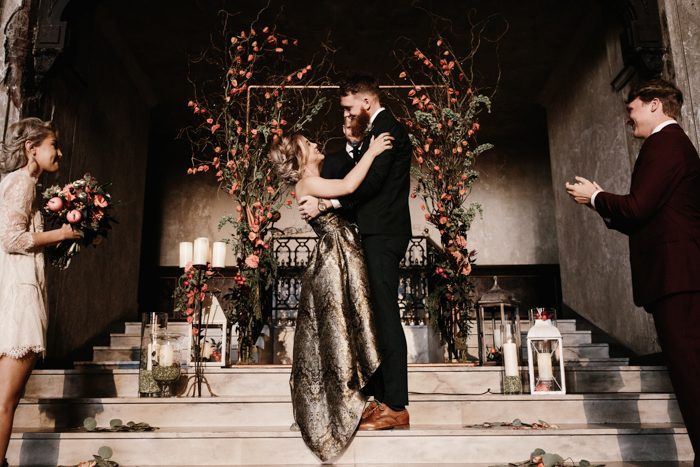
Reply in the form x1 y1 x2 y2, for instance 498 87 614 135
368 107 386 129
591 119 679 209
345 142 358 159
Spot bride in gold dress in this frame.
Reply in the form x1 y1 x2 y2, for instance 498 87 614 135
269 131 392 462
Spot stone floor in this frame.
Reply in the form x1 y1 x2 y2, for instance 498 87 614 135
106 463 695 467
8 318 693 466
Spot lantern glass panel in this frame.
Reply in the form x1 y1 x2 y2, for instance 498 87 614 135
530 338 564 393
477 304 521 365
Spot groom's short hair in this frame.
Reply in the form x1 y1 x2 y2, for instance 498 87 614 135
627 79 683 119
339 74 380 98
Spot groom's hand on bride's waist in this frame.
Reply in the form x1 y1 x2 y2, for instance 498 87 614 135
299 195 321 220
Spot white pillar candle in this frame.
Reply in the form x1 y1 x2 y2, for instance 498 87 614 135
537 351 554 381
503 342 519 377
193 237 209 266
212 241 227 268
494 329 503 349
146 343 154 371
202 341 214 359
179 242 193 268
159 342 174 367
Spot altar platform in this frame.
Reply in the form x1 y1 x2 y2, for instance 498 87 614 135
7 317 693 466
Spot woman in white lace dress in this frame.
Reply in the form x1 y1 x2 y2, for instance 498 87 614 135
0 118 80 466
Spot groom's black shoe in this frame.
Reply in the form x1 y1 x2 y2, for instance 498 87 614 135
358 402 409 430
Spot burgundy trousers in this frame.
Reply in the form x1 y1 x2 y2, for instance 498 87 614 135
646 292 700 466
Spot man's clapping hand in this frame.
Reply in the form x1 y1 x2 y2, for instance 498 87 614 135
565 176 603 206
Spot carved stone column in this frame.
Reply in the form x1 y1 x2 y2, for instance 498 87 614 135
0 0 70 134
658 0 700 149
0 0 32 136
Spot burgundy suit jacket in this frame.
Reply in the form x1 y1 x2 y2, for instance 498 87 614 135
595 123 700 307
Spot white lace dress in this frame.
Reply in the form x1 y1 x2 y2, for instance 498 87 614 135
0 170 47 359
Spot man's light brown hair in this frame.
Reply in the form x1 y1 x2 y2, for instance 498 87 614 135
627 79 683 119
339 74 380 98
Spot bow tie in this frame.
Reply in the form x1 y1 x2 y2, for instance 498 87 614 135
348 143 362 162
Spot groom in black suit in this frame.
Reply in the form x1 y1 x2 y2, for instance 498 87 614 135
300 74 413 430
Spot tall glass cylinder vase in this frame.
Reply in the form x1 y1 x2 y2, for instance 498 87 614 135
139 312 168 397
501 322 522 394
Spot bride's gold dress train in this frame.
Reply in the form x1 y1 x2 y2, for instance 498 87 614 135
290 212 381 462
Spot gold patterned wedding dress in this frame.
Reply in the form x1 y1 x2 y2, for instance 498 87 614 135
290 212 381 462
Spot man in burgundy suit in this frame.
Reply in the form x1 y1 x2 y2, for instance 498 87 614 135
566 79 700 464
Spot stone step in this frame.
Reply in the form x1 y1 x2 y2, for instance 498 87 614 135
123 319 583 335
94 339 605 364
25 364 672 398
7 464 688 467
561 343 610 359
14 393 683 429
110 329 595 348
124 322 192 334
123 319 584 334
7 424 693 465
37 464 689 467
74 356 631 370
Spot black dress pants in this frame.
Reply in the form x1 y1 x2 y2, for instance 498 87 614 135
361 234 410 407
646 292 700 466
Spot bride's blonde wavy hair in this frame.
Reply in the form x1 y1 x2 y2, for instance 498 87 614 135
0 118 56 174
269 133 307 185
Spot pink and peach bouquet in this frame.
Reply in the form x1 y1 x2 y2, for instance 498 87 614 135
42 173 115 269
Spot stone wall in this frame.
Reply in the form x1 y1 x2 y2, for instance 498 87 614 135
659 0 700 148
0 0 29 133
39 5 151 364
156 138 559 267
543 13 659 355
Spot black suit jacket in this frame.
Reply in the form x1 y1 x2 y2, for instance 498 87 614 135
320 146 356 223
339 109 412 236
320 146 354 180
595 123 700 307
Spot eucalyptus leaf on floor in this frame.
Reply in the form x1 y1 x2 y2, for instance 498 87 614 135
81 417 158 432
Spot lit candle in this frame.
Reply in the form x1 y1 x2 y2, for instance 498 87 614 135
212 242 227 268
537 351 554 381
503 342 519 377
159 342 174 367
179 242 193 268
193 237 209 265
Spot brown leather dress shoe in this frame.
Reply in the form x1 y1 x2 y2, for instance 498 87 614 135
358 402 410 430
361 400 381 421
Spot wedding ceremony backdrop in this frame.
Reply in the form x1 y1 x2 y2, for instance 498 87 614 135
2 0 700 465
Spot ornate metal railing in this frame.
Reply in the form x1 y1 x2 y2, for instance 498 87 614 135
271 236 437 326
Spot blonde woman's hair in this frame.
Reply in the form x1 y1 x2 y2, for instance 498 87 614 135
269 133 306 185
0 118 56 174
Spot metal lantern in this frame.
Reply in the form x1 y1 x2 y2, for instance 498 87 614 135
526 314 566 395
477 276 521 366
